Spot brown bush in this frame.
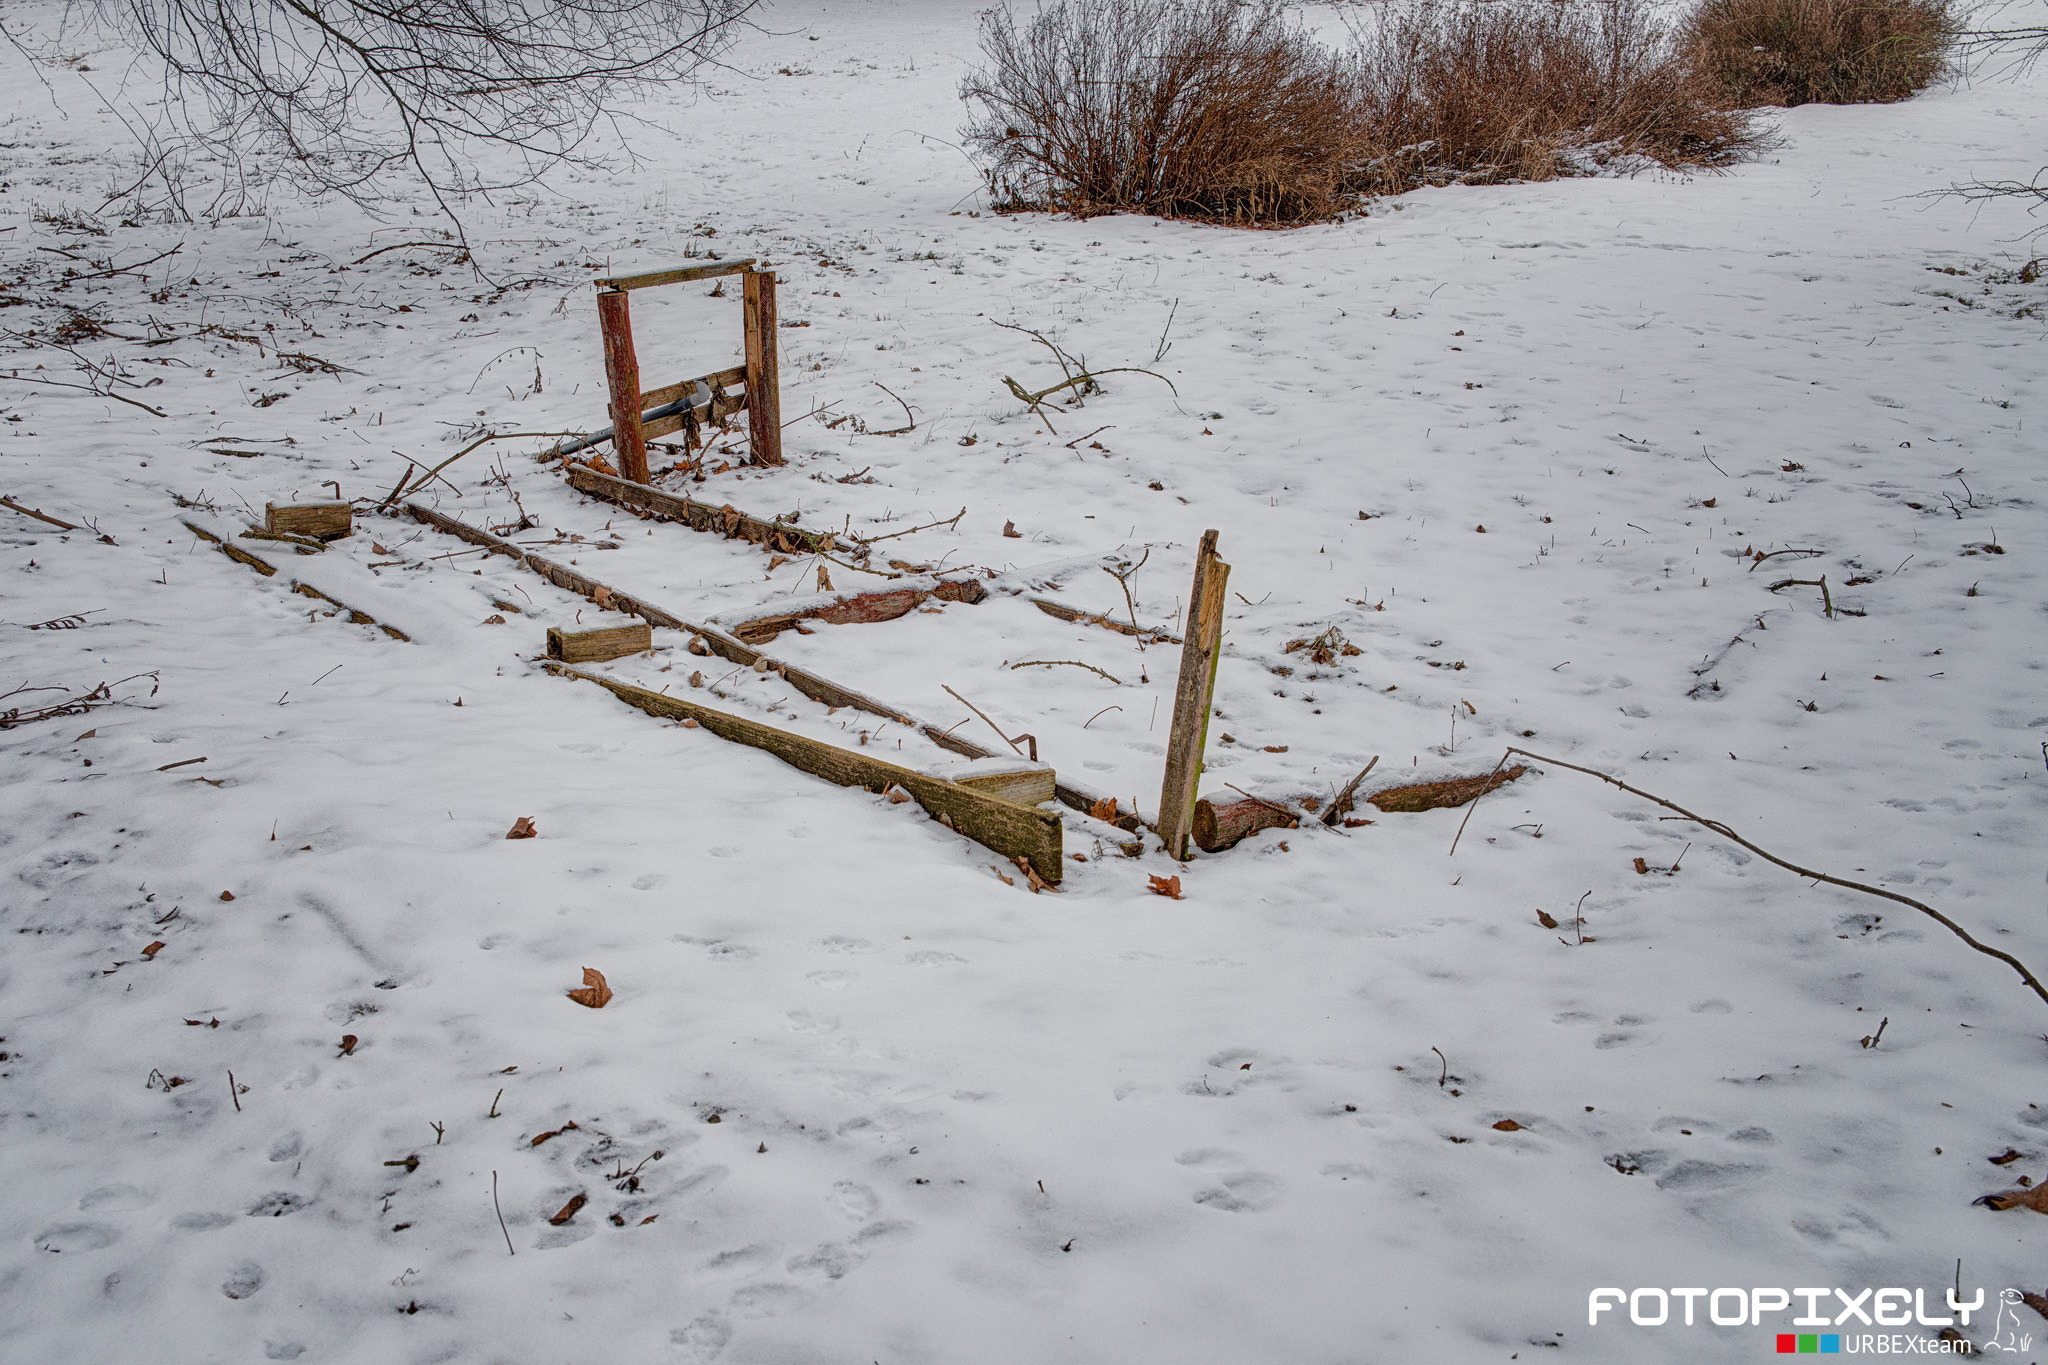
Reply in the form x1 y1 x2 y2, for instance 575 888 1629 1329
958 0 1366 225
1681 0 1955 106
1352 0 1762 193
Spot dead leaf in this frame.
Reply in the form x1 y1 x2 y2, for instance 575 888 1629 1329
681 717 700 728
688 670 703 688
1263 745 1288 753
482 614 506 625
1088 796 1120 823
1536 909 1559 929
1977 1184 2048 1212
817 564 833 592
1633 857 1650 875
74 728 96 741
548 1194 587 1225
1492 1119 1523 1132
141 941 165 958
372 542 392 555
1475 525 1486 533
1013 855 1056 894
1342 817 1374 828
339 1034 358 1056
587 454 618 477
885 785 912 804
1299 796 1322 813
991 865 1016 886
1147 874 1184 900
219 890 235 901
591 585 615 611
531 1122 579 1147
640 1215 657 1225
1701 498 1717 509
1002 520 1021 538
1990 1148 2024 1165
506 816 538 840
567 966 613 1009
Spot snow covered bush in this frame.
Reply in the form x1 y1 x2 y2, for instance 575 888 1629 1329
958 0 1366 225
1350 0 1761 191
1680 0 1956 106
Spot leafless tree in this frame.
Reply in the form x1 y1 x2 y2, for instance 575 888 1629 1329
85 0 756 215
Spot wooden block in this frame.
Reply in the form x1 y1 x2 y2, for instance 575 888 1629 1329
546 622 653 663
946 759 1057 807
548 664 1063 883
1192 793 1297 852
265 501 351 540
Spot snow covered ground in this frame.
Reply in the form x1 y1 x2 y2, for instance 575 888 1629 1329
1 2 2045 1360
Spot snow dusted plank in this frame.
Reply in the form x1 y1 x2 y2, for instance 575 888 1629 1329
546 663 1063 884
563 462 836 554
594 258 755 292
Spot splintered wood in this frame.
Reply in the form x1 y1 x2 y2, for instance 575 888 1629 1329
1156 531 1229 860
546 623 653 663
265 501 352 540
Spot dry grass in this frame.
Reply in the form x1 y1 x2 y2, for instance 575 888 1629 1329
959 0 1366 226
1351 0 1762 193
1681 0 1956 106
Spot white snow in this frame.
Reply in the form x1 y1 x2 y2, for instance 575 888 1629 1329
0 2 2044 1360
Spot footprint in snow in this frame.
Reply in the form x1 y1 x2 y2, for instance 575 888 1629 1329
34 1222 118 1253
806 970 856 990
1192 1172 1284 1213
1174 1148 1249 1170
905 950 965 966
77 1184 154 1212
829 1181 879 1221
263 1343 307 1361
701 1244 777 1278
221 1261 265 1299
670 1311 733 1360
816 936 875 954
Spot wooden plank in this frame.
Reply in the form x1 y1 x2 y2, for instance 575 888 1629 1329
547 623 652 663
563 462 836 554
265 501 351 540
547 664 1062 883
595 259 755 292
1028 595 1179 644
1368 766 1527 813
184 519 276 575
641 365 748 412
597 289 648 484
742 270 784 467
953 762 1057 807
290 581 412 642
1156 530 1230 860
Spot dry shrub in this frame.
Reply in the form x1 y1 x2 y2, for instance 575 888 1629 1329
959 0 1366 225
1681 0 1955 106
1353 0 1761 192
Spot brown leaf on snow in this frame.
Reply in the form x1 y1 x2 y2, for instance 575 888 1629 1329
1147 874 1184 900
506 816 538 839
531 1122 580 1147
991 865 1015 886
1990 1148 2024 1165
219 890 236 901
567 967 613 1010
1633 857 1650 875
885 784 912 804
547 1193 587 1225
1977 1184 2048 1212
1002 520 1021 538
338 1034 358 1056
591 585 615 611
1492 1119 1523 1132
1088 796 1120 823
482 614 506 625
1536 909 1560 929
1013 855 1056 894
141 941 165 958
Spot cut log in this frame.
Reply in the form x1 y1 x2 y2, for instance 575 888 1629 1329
265 501 351 541
1028 595 1178 644
548 664 1061 883
1368 765 1528 813
547 622 653 663
1191 794 1299 852
564 462 834 555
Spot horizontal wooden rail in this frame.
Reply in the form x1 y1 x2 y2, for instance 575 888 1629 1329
595 259 756 292
641 364 747 412
548 664 1062 883
564 462 836 554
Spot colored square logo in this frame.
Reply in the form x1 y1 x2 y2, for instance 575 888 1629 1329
1822 1337 1841 1354
1777 1336 1796 1354
1798 1336 1818 1353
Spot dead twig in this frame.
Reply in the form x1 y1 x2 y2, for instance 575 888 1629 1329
942 684 1037 761
869 382 917 435
1103 547 1150 637
0 671 159 730
855 508 965 546
1747 547 1824 572
1010 659 1122 684
1459 746 2048 1010
353 240 465 265
1767 575 1834 618
0 496 81 531
1321 755 1380 826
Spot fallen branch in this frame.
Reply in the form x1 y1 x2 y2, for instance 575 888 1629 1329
0 671 158 729
1454 747 2048 1011
1321 755 1380 826
0 496 81 531
1747 547 1823 572
855 508 964 546
1010 659 1122 684
353 240 465 265
870 382 916 436
1768 575 1834 618
943 684 1037 761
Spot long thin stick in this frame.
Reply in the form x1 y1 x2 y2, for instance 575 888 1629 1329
942 684 1033 760
856 507 964 546
1010 659 1122 684
0 496 81 530
1321 755 1380 826
492 1171 514 1256
1458 746 2048 1010
227 1070 240 1113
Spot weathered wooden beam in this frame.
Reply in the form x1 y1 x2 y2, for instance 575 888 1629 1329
547 622 652 663
641 365 747 412
1191 793 1297 852
184 519 277 575
548 663 1062 883
266 501 352 541
727 580 988 644
290 581 411 641
597 289 648 484
1028 595 1179 644
1156 531 1230 860
564 462 835 554
950 760 1057 807
594 259 755 292
742 269 784 467
1368 766 1528 813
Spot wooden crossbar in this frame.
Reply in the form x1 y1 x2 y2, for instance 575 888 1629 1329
595 259 756 292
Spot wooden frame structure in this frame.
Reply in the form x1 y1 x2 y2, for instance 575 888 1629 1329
594 258 782 482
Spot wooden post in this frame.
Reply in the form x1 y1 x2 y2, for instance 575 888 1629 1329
1156 530 1229 860
742 268 784 467
596 289 648 484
